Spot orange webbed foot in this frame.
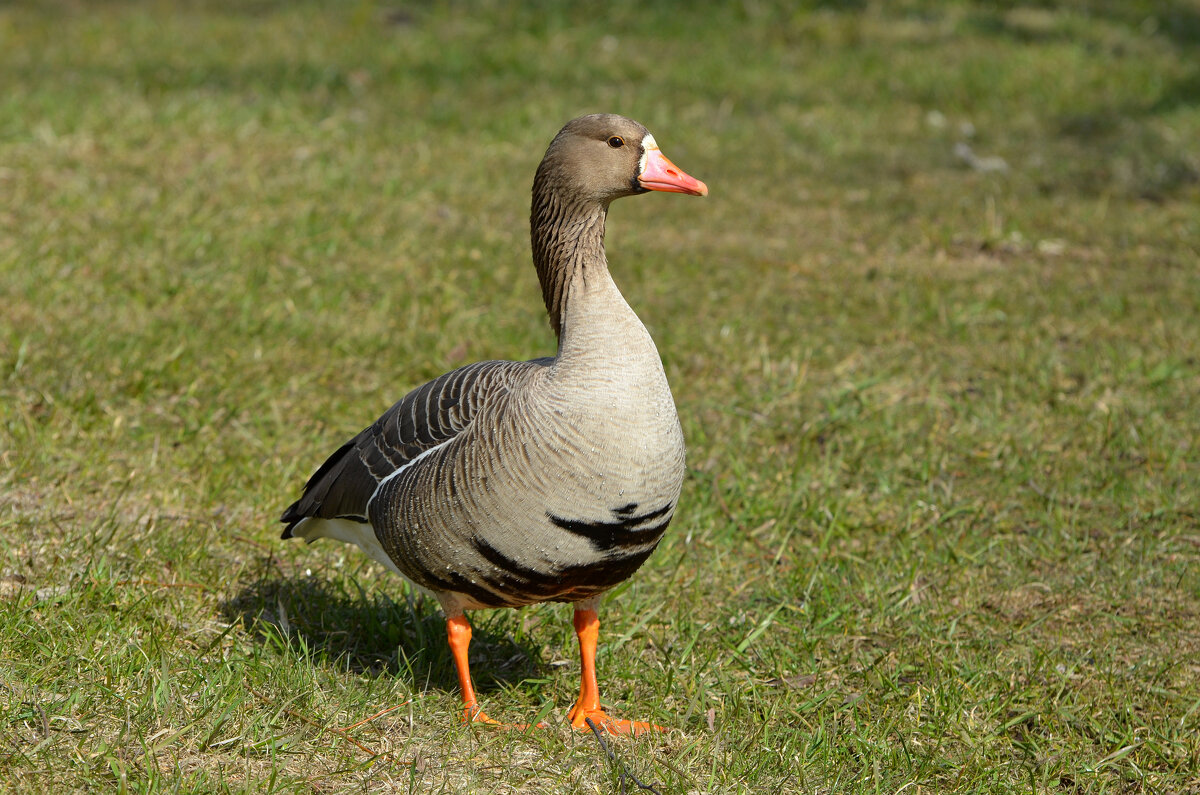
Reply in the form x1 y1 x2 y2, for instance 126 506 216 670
462 705 501 726
462 705 546 732
568 705 665 736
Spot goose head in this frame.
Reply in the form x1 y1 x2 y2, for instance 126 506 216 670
534 114 708 207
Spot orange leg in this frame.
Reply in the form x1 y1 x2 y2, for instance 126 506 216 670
567 607 665 735
445 614 544 731
446 615 501 726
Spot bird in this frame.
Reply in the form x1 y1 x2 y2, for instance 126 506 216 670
280 114 707 735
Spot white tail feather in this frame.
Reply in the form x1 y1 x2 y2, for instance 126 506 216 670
289 517 405 578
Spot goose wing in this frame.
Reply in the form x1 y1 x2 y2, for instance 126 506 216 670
280 358 548 536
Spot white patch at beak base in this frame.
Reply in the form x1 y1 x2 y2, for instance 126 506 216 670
638 133 659 175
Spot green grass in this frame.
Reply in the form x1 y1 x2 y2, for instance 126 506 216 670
2 0 1199 791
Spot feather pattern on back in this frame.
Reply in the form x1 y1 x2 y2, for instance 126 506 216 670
281 359 549 533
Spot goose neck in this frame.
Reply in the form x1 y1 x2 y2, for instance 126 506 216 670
530 189 609 338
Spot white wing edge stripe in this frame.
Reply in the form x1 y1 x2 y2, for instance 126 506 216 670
365 436 456 517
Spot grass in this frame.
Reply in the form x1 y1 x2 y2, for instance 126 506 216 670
2 0 1198 791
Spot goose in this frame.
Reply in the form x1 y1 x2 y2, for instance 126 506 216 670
280 114 707 735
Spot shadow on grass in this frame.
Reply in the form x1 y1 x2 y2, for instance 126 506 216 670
220 566 545 696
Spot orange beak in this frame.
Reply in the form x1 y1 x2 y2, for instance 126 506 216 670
638 147 708 197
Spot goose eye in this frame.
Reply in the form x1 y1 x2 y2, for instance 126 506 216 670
607 136 625 148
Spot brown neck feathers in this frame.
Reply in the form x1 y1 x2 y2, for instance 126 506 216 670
530 169 608 337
